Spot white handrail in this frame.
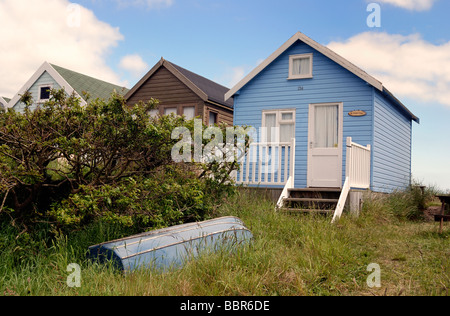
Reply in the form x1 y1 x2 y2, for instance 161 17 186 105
346 137 371 189
332 138 371 223
276 176 294 209
235 138 296 186
332 177 350 223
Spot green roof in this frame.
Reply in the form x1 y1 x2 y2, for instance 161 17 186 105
50 64 129 101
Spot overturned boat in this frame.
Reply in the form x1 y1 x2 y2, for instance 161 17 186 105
88 216 253 272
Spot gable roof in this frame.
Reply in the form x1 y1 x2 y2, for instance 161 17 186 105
7 62 128 109
125 58 233 109
225 31 419 123
50 64 129 101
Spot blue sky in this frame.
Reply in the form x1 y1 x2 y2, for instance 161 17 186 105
1 0 449 190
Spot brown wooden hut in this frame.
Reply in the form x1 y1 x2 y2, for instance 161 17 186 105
125 58 233 126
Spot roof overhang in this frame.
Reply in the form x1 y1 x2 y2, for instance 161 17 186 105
124 57 208 103
382 87 420 123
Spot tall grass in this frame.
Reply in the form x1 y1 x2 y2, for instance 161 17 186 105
1 187 448 296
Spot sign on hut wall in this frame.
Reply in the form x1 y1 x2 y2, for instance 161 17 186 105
348 110 367 117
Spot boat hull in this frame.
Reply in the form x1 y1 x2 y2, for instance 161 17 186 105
88 216 253 272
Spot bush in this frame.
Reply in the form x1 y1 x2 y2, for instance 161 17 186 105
362 183 438 222
0 90 247 235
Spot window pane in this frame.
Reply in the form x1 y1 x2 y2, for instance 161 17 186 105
40 87 51 100
164 107 177 116
281 113 293 121
292 57 311 76
148 109 159 117
183 107 195 120
280 123 295 143
314 105 338 148
209 112 217 126
264 113 277 143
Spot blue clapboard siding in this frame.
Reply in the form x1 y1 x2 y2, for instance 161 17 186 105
233 40 374 189
13 71 61 112
372 91 412 192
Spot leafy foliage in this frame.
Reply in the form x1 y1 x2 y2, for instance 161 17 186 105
0 89 247 234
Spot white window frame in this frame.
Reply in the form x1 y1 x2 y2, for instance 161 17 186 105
262 109 296 144
38 84 53 103
288 53 313 80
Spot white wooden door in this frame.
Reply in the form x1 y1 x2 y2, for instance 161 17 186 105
307 103 343 188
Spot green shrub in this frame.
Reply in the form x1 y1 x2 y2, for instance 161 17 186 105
0 90 247 237
362 182 439 222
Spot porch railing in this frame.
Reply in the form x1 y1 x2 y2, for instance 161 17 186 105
234 138 296 186
332 137 371 223
346 137 371 189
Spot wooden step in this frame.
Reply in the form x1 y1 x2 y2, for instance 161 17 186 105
284 198 339 203
287 188 342 200
288 188 341 193
280 188 342 214
281 208 334 215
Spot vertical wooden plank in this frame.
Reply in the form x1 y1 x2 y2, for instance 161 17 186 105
290 138 295 180
271 146 274 184
258 144 262 183
284 145 288 184
265 145 269 184
240 154 244 183
252 144 256 183
278 145 282 184
246 146 250 183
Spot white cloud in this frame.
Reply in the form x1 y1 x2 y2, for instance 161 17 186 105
220 59 266 89
227 67 247 88
376 0 437 11
119 54 149 78
328 32 450 107
0 0 125 98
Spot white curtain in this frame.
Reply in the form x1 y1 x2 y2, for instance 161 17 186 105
148 109 159 118
280 123 294 143
292 57 310 76
315 105 338 148
183 107 195 120
264 113 277 143
164 107 177 115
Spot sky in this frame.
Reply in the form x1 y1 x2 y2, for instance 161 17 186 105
0 0 449 191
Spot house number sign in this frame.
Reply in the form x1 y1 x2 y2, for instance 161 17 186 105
348 110 367 117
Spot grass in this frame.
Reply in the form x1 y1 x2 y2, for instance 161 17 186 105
0 188 449 296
